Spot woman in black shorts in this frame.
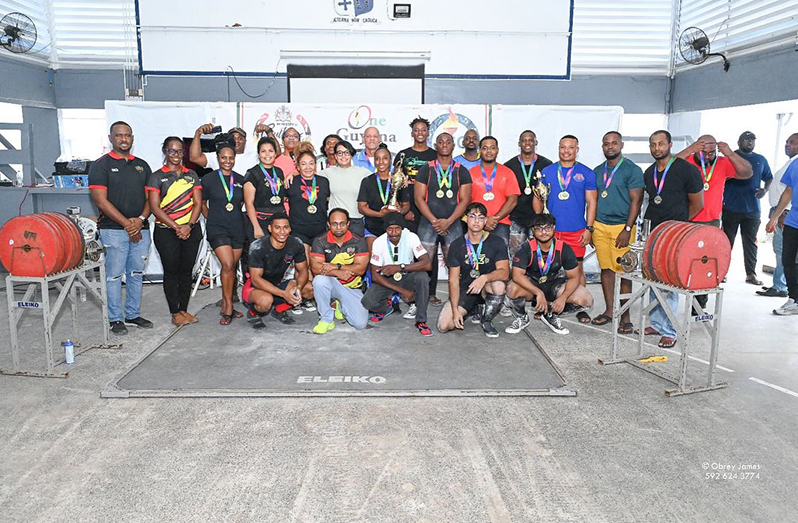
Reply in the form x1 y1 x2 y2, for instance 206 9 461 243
200 140 246 325
286 141 330 255
243 136 286 241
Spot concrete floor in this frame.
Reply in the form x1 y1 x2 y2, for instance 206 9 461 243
1 238 797 523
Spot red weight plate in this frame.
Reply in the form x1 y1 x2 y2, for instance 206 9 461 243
46 213 83 270
662 223 701 287
0 215 62 276
37 213 71 273
674 225 732 289
642 221 669 280
650 221 685 284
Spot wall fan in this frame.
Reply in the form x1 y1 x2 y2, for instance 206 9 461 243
678 26 730 72
0 12 37 54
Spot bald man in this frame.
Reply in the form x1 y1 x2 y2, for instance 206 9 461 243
353 126 390 172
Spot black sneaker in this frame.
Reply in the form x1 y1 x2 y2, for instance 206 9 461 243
481 321 499 338
247 309 267 330
271 309 295 325
125 316 153 329
110 321 128 336
541 313 569 335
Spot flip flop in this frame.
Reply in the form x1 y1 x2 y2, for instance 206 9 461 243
644 327 660 336
219 314 233 325
618 322 634 334
591 314 612 326
220 309 244 318
576 311 592 323
658 336 676 348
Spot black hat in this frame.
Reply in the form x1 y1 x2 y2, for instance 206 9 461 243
739 131 756 140
383 212 405 229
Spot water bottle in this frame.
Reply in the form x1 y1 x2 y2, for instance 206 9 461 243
63 340 75 365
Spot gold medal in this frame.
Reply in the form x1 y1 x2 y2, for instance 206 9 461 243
601 190 608 199
524 186 532 195
483 192 495 201
446 189 454 199
470 269 480 278
558 191 570 201
270 196 281 205
436 189 445 199
225 202 234 212
307 205 317 214
703 182 710 191
393 272 403 281
539 275 548 283
654 195 663 205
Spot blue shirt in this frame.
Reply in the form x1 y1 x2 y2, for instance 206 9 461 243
453 154 481 171
539 161 597 232
723 151 772 215
783 161 798 229
352 150 394 173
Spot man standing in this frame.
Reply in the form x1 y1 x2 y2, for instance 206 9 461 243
760 133 798 297
642 130 704 348
437 203 509 338
89 121 154 335
454 129 481 170
243 214 310 328
766 157 798 315
309 208 370 333
722 131 773 285
361 213 434 336
589 131 644 334
468 136 520 247
506 213 594 336
534 135 597 323
319 140 372 238
504 130 553 257
352 126 386 171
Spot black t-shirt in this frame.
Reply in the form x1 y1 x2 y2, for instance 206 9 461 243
504 154 553 227
243 165 286 214
513 238 577 282
446 233 509 290
88 152 152 229
399 147 438 221
286 175 330 229
357 173 410 236
200 170 246 238
248 235 307 285
643 157 703 229
415 160 472 220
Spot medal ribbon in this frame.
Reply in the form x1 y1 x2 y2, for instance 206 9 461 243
259 164 282 195
301 176 318 205
653 157 676 197
480 164 497 193
464 233 485 271
218 170 234 203
699 152 718 185
603 157 625 190
557 163 574 192
536 240 555 277
520 154 538 189
387 235 399 264
435 161 452 190
376 174 392 206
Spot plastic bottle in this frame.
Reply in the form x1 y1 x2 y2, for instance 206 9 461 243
63 340 75 365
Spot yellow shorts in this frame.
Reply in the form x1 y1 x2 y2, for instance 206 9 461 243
593 221 636 272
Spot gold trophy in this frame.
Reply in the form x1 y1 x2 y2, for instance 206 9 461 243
386 152 408 212
533 180 552 214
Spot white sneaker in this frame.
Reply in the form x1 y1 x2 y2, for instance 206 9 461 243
505 315 530 334
403 303 417 319
774 299 798 315
499 304 513 317
541 313 569 335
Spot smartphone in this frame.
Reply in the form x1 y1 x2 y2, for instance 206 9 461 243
204 126 222 135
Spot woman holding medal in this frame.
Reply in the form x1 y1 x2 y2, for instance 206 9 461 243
243 136 286 241
358 143 410 251
287 142 331 253
200 138 246 325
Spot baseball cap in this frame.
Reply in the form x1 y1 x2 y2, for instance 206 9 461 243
739 131 756 140
229 127 247 138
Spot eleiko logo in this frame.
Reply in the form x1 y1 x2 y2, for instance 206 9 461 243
297 375 387 384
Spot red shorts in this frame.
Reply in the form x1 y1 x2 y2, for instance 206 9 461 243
555 229 586 259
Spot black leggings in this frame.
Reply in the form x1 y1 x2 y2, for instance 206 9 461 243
783 225 798 300
153 225 202 314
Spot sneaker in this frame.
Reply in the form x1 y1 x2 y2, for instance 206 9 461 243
505 315 530 334
415 321 434 336
499 304 513 317
481 321 499 338
124 316 153 329
333 300 344 320
313 320 336 334
541 313 569 335
290 306 304 315
247 309 266 330
370 307 394 323
271 309 296 324
302 299 317 312
110 321 128 336
470 304 483 325
403 303 418 319
757 287 789 297
773 299 798 316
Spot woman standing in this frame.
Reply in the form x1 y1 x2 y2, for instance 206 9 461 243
357 144 410 250
316 134 341 171
274 127 300 178
243 136 286 241
287 142 331 250
200 139 246 325
319 140 372 238
147 137 203 326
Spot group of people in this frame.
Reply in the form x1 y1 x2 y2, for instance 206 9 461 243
87 118 798 347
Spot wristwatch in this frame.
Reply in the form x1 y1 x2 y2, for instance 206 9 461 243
336 263 342 270
400 263 406 271
624 225 632 232
189 222 196 229
586 225 594 233
138 215 147 223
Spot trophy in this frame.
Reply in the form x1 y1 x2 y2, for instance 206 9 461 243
386 152 408 211
533 180 552 214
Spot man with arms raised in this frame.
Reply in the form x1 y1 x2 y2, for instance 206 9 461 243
438 203 509 338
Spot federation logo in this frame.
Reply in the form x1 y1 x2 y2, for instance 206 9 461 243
334 0 373 17
348 105 372 129
255 105 312 145
429 107 479 149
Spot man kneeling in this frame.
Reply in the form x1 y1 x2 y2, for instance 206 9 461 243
438 202 510 338
309 208 370 333
243 213 310 329
505 213 593 335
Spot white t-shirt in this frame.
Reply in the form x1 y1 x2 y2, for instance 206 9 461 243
769 155 797 209
204 149 259 175
318 165 372 218
370 230 427 267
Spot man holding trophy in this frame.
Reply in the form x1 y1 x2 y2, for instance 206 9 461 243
357 145 411 251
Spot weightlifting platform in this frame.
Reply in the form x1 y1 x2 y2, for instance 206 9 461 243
102 304 574 398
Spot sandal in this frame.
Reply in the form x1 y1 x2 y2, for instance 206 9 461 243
576 311 592 323
429 296 443 307
658 336 676 349
618 322 634 334
644 327 660 336
220 309 244 318
591 314 612 326
219 314 233 325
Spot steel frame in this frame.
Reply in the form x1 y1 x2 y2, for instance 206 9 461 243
2 261 121 378
598 272 728 397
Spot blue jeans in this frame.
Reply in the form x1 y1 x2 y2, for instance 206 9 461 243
649 289 678 339
312 275 368 329
99 228 151 322
773 225 788 292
